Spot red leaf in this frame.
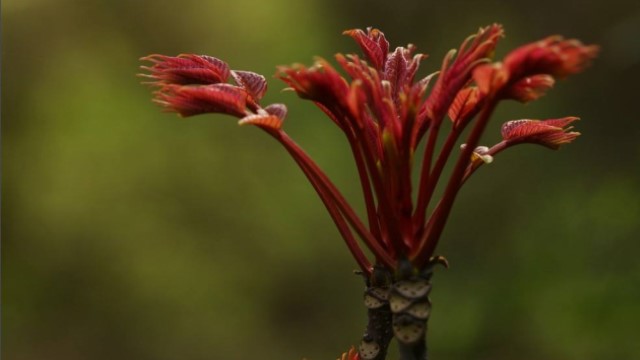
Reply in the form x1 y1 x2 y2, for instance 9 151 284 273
448 87 481 124
343 28 388 70
504 36 599 80
277 59 349 107
264 103 288 120
506 74 555 103
154 84 248 117
384 47 409 95
238 114 283 130
140 54 230 85
420 24 504 126
338 346 360 360
501 117 580 149
231 70 268 101
472 63 508 95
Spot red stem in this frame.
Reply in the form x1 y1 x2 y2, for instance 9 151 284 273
414 120 439 229
412 102 484 238
288 147 373 274
347 113 407 257
314 103 384 248
346 130 385 247
461 140 508 183
271 130 396 269
412 99 498 266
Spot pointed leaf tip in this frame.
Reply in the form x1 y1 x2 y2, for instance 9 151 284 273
343 27 388 70
231 70 268 101
264 103 288 120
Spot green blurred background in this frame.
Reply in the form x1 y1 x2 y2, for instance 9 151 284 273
3 0 640 359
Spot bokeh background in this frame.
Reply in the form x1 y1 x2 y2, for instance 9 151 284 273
3 0 640 359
